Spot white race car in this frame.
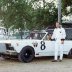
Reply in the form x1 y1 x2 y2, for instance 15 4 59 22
0 29 72 63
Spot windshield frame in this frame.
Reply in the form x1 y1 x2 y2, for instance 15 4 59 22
25 32 48 40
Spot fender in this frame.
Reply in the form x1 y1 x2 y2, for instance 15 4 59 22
20 46 35 54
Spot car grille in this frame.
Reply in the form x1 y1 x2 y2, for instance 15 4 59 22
5 43 14 50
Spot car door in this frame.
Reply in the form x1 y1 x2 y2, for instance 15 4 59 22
37 34 55 56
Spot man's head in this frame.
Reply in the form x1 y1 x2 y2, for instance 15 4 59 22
56 22 60 28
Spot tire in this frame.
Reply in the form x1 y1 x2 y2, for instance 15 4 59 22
18 46 35 63
68 49 72 59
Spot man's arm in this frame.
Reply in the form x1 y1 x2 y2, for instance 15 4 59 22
61 28 66 41
61 28 66 44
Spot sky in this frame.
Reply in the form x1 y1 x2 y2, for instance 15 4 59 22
37 0 57 7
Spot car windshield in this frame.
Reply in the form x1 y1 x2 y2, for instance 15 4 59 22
26 32 46 40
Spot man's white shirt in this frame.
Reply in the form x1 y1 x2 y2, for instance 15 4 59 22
52 27 66 40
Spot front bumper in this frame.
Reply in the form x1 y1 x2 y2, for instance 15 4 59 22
4 50 17 55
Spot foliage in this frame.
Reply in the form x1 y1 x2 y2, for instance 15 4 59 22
62 0 72 15
0 0 58 30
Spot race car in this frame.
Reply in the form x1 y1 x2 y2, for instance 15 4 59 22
0 29 72 63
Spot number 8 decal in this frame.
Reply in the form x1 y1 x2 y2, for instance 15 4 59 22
41 41 46 50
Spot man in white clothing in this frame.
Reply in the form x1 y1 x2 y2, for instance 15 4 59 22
52 22 66 62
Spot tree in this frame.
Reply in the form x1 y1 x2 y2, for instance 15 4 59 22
0 0 34 39
0 0 58 30
32 2 58 29
62 0 72 15
0 0 32 29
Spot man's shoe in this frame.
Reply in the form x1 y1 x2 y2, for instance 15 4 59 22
52 60 58 62
59 60 62 62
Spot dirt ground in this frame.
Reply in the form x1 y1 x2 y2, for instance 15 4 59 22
0 57 72 72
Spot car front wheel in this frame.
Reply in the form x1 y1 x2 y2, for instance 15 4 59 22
18 46 35 63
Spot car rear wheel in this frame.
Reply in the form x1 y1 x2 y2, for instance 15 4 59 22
68 49 72 59
18 46 35 63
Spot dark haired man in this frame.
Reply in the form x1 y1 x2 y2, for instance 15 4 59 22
52 22 66 62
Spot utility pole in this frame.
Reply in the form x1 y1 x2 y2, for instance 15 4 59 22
43 0 45 8
58 0 62 24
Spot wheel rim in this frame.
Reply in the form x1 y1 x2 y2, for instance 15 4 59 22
23 49 32 59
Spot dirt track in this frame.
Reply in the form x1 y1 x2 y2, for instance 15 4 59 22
0 57 72 72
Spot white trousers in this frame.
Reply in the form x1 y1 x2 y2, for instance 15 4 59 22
54 40 64 60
